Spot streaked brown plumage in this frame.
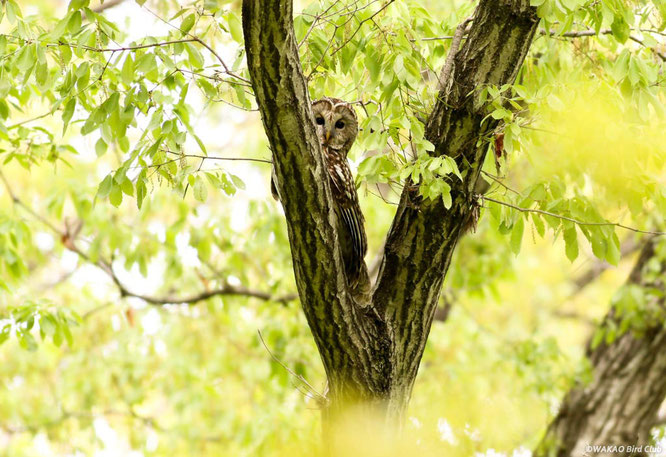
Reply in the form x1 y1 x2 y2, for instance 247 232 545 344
271 97 367 286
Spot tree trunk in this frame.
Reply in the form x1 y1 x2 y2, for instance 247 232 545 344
373 0 538 415
242 0 538 432
535 237 666 457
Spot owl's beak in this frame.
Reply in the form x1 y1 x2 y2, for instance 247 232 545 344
325 130 331 143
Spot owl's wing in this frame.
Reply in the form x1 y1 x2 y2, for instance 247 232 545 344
325 148 367 286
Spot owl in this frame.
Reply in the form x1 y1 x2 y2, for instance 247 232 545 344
271 97 367 287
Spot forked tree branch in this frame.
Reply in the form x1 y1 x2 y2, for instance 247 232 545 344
243 0 540 421
372 0 539 403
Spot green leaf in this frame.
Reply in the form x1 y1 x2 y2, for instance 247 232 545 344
35 62 48 86
16 45 36 73
68 0 89 11
40 315 57 338
62 99 76 134
605 232 621 265
121 56 134 85
109 185 123 207
0 326 10 346
50 12 73 40
219 173 237 196
136 178 147 210
193 178 208 202
227 12 243 43
68 10 82 33
340 41 357 74
120 177 134 196
510 217 524 255
440 182 452 208
97 175 113 198
95 138 108 157
230 174 245 190
185 43 205 69
365 50 381 84
610 16 630 44
590 233 607 260
181 14 196 34
18 331 37 351
6 0 22 23
532 213 545 237
563 226 579 262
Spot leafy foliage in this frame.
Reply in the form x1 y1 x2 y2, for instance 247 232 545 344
0 0 664 455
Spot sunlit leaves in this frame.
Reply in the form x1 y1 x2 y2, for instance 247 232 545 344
610 14 630 43
180 14 196 35
193 176 208 202
511 337 568 394
592 240 666 347
4 0 22 24
0 0 253 212
563 225 579 261
0 301 81 350
226 12 243 43
484 177 628 265
510 217 525 255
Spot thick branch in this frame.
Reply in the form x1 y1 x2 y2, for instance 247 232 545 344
242 0 390 408
373 0 539 404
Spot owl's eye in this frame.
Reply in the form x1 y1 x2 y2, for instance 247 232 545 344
315 117 325 125
335 120 345 129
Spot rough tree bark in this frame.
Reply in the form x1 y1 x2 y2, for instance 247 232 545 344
242 0 539 426
535 237 666 457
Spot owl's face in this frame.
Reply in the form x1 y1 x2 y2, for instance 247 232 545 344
312 98 358 154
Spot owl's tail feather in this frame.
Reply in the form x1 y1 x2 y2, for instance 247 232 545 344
339 205 367 285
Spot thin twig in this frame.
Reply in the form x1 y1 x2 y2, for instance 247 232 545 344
257 330 327 406
329 0 395 56
481 171 524 197
540 28 666 61
110 265 298 305
0 169 64 235
1 171 298 307
139 6 251 84
481 195 666 236
1 35 198 53
91 0 126 13
163 151 272 164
